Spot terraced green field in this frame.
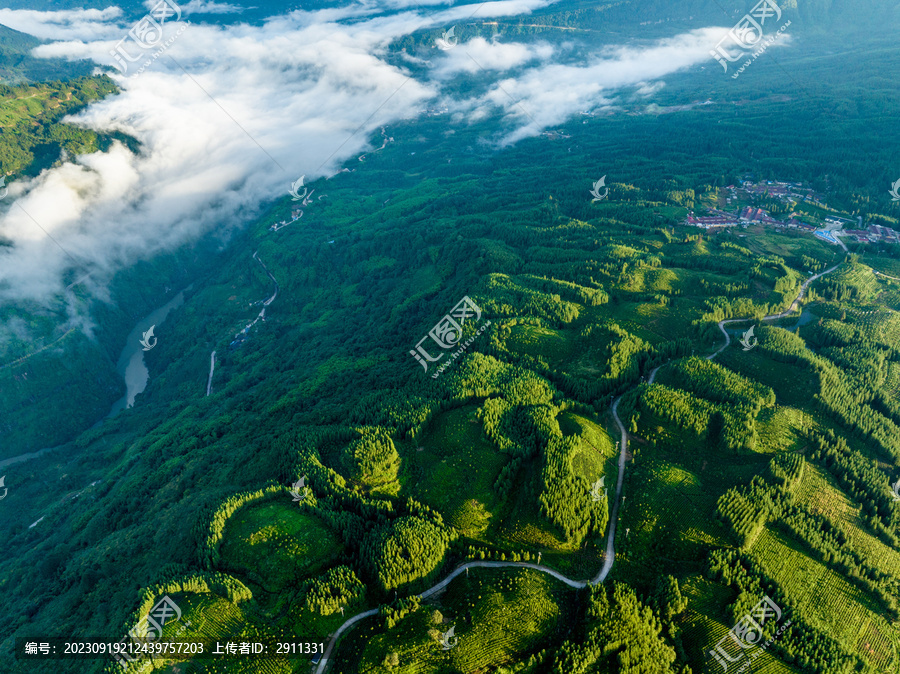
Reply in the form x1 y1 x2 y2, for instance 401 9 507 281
845 305 900 348
151 594 296 674
828 263 882 302
797 464 900 579
218 501 344 593
618 458 729 580
680 576 800 674
751 528 896 672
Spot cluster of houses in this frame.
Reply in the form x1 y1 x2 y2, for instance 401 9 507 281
725 180 822 205
685 206 814 232
541 130 572 140
686 179 900 245
269 208 302 232
842 224 900 244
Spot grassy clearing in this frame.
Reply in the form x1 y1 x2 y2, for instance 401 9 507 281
558 410 617 484
716 348 819 409
401 405 507 537
218 501 344 593
618 458 730 581
745 229 842 267
503 323 576 366
599 300 699 345
489 410 612 573
753 406 807 454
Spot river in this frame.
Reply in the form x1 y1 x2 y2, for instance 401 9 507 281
0 288 190 470
106 287 189 416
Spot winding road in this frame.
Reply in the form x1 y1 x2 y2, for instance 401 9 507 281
253 250 279 309
312 259 844 674
709 262 841 359
205 252 279 395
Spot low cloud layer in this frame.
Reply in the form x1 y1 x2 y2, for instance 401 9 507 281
180 0 248 13
437 27 760 144
0 2 787 330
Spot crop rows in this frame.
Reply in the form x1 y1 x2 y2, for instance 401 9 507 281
795 465 900 577
845 306 900 347
752 529 894 670
678 576 798 674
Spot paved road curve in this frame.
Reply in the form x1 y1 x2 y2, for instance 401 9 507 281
709 262 841 359
313 259 844 674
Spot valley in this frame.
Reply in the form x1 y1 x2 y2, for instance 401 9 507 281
2 1 900 674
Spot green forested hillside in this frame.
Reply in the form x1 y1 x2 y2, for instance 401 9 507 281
0 24 97 83
0 75 121 178
3 3 900 674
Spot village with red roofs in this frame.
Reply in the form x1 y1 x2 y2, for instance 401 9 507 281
685 179 900 248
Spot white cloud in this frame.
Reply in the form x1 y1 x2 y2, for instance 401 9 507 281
446 27 751 145
0 7 123 41
634 81 665 96
0 2 793 330
432 36 555 75
179 0 248 14
0 6 438 311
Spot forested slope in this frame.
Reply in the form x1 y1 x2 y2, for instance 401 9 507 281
3 4 900 674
